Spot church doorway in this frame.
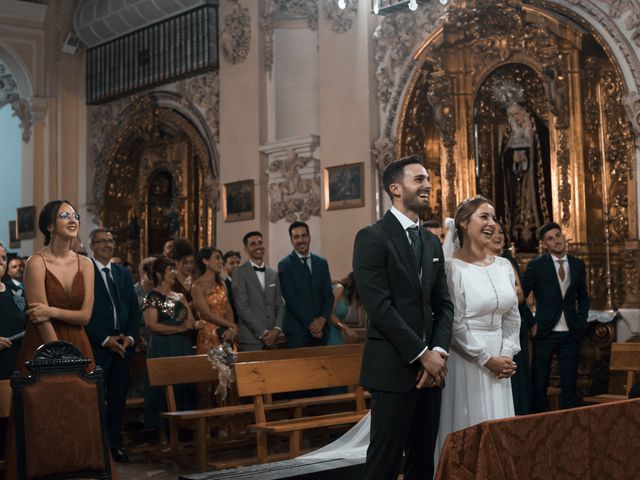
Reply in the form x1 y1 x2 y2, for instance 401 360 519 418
96 95 217 267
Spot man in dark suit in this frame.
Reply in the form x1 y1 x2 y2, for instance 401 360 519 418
353 155 453 480
233 232 285 351
278 221 334 348
522 222 590 412
87 228 141 463
223 250 241 322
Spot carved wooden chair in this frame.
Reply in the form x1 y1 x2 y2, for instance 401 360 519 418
11 341 112 480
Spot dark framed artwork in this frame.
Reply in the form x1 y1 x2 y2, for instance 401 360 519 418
8 220 20 249
324 162 365 210
223 180 255 222
16 206 36 240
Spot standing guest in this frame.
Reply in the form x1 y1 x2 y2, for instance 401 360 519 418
4 257 25 290
222 250 241 322
191 247 235 354
0 243 25 462
523 222 590 411
121 261 134 277
162 239 174 258
110 256 123 265
233 232 285 352
353 156 453 480
422 219 446 245
0 244 25 379
4 200 96 479
169 238 195 303
134 257 156 351
488 221 534 415
87 228 142 463
326 273 359 345
143 257 197 430
278 222 334 348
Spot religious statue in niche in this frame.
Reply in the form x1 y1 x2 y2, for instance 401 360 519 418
490 78 552 252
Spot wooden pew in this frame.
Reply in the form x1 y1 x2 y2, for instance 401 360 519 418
583 342 640 404
146 344 365 471
234 351 368 463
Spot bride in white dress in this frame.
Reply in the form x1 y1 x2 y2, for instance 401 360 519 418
436 196 521 458
302 195 521 472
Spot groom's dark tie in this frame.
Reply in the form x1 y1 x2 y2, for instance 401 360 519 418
407 226 422 269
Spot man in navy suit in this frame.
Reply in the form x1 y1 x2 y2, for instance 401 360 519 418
523 222 590 412
278 221 334 348
87 228 141 462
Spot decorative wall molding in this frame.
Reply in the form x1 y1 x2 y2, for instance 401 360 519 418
221 0 251 65
323 0 358 34
260 135 321 222
261 0 319 71
623 91 640 146
0 61 34 143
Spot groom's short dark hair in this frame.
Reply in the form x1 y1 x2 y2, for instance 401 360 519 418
382 155 424 198
538 222 562 240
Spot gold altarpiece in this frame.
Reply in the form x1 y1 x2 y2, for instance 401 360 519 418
395 1 638 312
96 96 217 268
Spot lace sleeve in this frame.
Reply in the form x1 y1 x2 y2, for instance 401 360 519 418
446 259 492 367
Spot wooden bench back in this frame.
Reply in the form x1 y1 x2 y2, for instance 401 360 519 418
147 343 364 387
0 379 11 418
234 353 362 397
610 342 640 395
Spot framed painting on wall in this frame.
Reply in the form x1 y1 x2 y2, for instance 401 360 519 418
16 206 36 240
223 180 255 222
324 162 365 210
8 220 20 249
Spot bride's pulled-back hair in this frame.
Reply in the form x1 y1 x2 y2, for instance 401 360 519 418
453 195 494 247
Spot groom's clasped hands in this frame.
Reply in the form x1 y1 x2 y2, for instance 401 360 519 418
416 349 449 389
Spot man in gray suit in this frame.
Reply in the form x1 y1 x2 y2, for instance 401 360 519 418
233 231 285 351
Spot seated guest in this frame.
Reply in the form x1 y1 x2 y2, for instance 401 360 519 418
233 232 284 352
0 243 25 379
422 219 445 245
169 238 195 302
191 247 236 353
278 221 334 348
326 273 359 345
143 257 197 430
222 250 241 322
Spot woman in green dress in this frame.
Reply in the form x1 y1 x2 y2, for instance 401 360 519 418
143 256 202 429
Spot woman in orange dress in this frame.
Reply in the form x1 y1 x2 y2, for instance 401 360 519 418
192 247 237 354
191 247 237 408
4 200 98 479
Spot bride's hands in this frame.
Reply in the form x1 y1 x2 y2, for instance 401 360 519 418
485 356 517 379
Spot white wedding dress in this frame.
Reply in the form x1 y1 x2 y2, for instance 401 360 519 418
301 256 521 472
435 256 521 462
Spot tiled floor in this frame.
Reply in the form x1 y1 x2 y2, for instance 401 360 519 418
114 454 197 479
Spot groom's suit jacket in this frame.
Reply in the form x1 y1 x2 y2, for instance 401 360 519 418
353 211 454 393
522 253 589 340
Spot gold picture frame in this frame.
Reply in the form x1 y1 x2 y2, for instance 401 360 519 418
16 206 36 240
223 180 255 222
324 162 365 211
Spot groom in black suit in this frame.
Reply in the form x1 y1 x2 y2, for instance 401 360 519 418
523 222 589 412
353 155 453 480
87 228 141 462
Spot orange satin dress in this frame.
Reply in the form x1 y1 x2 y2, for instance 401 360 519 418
195 282 234 408
195 282 233 355
4 255 109 480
